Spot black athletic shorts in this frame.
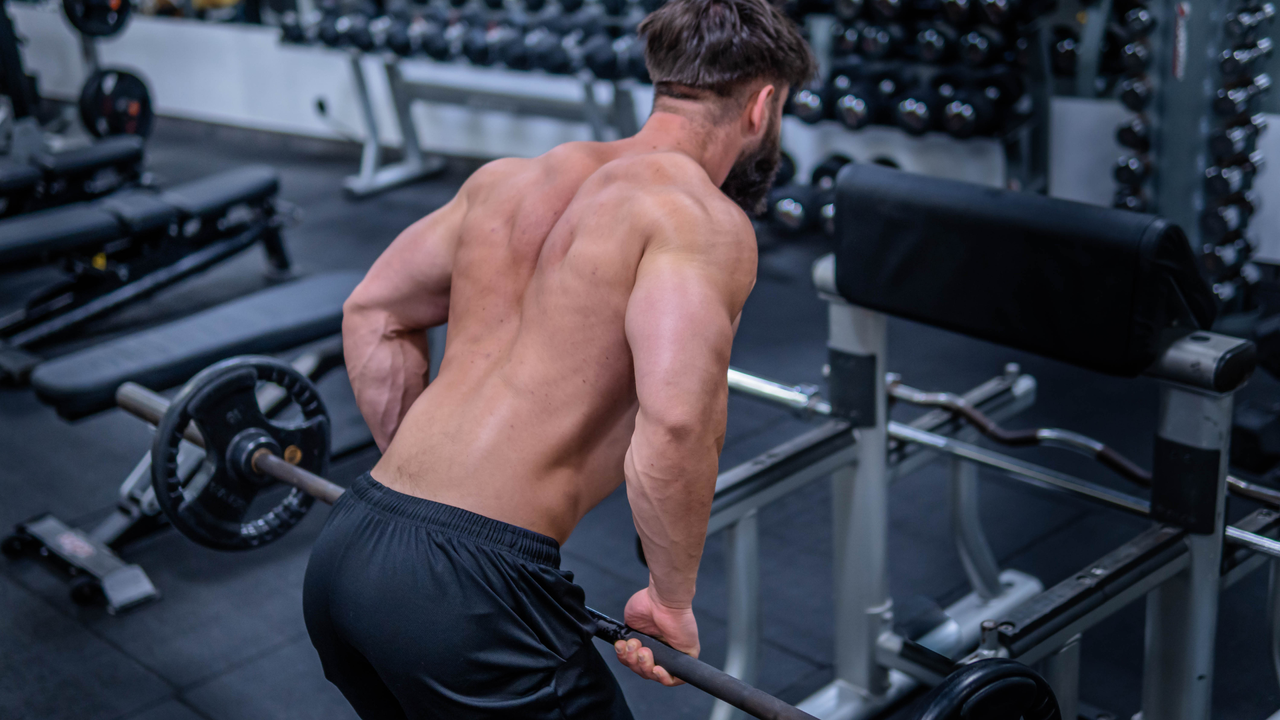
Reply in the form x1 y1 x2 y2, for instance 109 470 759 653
303 472 635 720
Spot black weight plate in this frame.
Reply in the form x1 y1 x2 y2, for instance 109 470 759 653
79 69 154 138
64 0 132 37
151 356 330 551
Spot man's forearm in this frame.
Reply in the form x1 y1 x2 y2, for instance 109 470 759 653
624 418 721 608
342 310 431 451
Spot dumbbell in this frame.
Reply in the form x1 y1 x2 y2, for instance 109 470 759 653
1051 24 1078 76
279 11 310 43
1113 186 1147 212
1116 116 1151 153
1215 73 1272 116
860 22 907 58
788 79 828 124
943 71 1022 139
581 32 621 78
894 83 940 135
386 16 437 56
1114 155 1150 186
1205 151 1265 196
1226 2 1276 42
464 24 524 65
940 0 971 25
812 154 853 192
1202 193 1260 240
1221 38 1273 78
834 0 864 20
831 21 862 57
1119 38 1151 74
959 26 1005 66
1119 76 1153 112
917 21 960 63
978 0 1053 27
1121 6 1155 37
601 0 628 15
768 184 835 234
831 72 899 129
1210 114 1268 160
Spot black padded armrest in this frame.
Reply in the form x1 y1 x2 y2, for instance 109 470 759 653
161 165 279 219
833 165 1216 377
0 204 123 264
30 136 145 176
0 160 40 193
31 272 362 420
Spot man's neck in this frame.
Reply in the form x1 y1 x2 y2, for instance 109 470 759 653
625 111 743 186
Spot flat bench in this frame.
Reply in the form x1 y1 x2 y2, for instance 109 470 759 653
1 136 145 217
32 271 362 420
0 165 291 379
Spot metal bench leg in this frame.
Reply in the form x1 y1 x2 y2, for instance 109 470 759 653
1140 384 1231 720
951 458 1002 601
1038 634 1081 720
343 57 446 198
710 510 760 720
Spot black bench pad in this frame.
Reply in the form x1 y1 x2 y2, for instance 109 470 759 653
0 204 122 264
100 190 178 236
32 272 362 420
0 160 41 194
833 164 1216 377
161 165 279 218
30 136 145 176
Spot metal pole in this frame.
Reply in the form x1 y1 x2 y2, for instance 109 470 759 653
710 511 760 720
828 301 891 696
1038 634 1081 720
951 458 1003 600
1141 385 1232 720
349 53 382 185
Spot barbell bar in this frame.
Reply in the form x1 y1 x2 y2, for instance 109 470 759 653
114 379 817 720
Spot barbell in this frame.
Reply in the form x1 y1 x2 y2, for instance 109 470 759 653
115 355 821 720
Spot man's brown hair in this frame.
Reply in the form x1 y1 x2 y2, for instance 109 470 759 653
638 0 817 102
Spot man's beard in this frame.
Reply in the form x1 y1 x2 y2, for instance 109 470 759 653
720 112 782 216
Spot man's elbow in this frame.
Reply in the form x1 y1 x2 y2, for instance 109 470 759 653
639 407 720 448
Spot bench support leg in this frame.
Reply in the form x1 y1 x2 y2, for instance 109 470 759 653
710 510 761 720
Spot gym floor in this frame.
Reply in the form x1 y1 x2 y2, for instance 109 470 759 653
1 119 1278 720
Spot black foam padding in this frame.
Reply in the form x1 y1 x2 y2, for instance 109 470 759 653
29 136 145 176
0 203 123 264
161 165 279 219
99 190 178 235
32 272 362 420
0 159 40 193
833 165 1216 377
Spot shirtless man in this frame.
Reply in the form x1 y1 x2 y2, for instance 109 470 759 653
304 0 815 716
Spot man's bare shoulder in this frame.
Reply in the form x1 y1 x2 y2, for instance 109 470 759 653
593 152 753 244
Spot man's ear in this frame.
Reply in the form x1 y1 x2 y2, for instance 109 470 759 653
745 83 776 139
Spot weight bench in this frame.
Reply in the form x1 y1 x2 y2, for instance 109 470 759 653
5 271 365 613
767 164 1253 720
0 164 291 382
0 135 145 217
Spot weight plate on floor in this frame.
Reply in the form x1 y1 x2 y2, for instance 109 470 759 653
63 0 132 37
78 68 154 138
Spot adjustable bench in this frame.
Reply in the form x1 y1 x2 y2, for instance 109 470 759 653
9 271 365 613
0 164 291 382
1 135 145 218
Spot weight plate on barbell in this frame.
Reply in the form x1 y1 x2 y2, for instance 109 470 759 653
79 68 154 138
151 356 330 551
63 0 132 37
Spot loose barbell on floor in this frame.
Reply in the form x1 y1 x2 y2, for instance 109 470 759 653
114 357 819 720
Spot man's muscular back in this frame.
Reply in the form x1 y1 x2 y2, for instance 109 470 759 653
347 141 757 544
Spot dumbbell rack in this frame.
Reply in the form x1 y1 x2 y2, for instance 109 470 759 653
343 51 640 197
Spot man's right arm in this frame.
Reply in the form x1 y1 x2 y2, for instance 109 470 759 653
617 198 756 684
342 191 467 451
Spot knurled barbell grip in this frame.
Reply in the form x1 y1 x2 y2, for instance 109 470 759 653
116 381 345 504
